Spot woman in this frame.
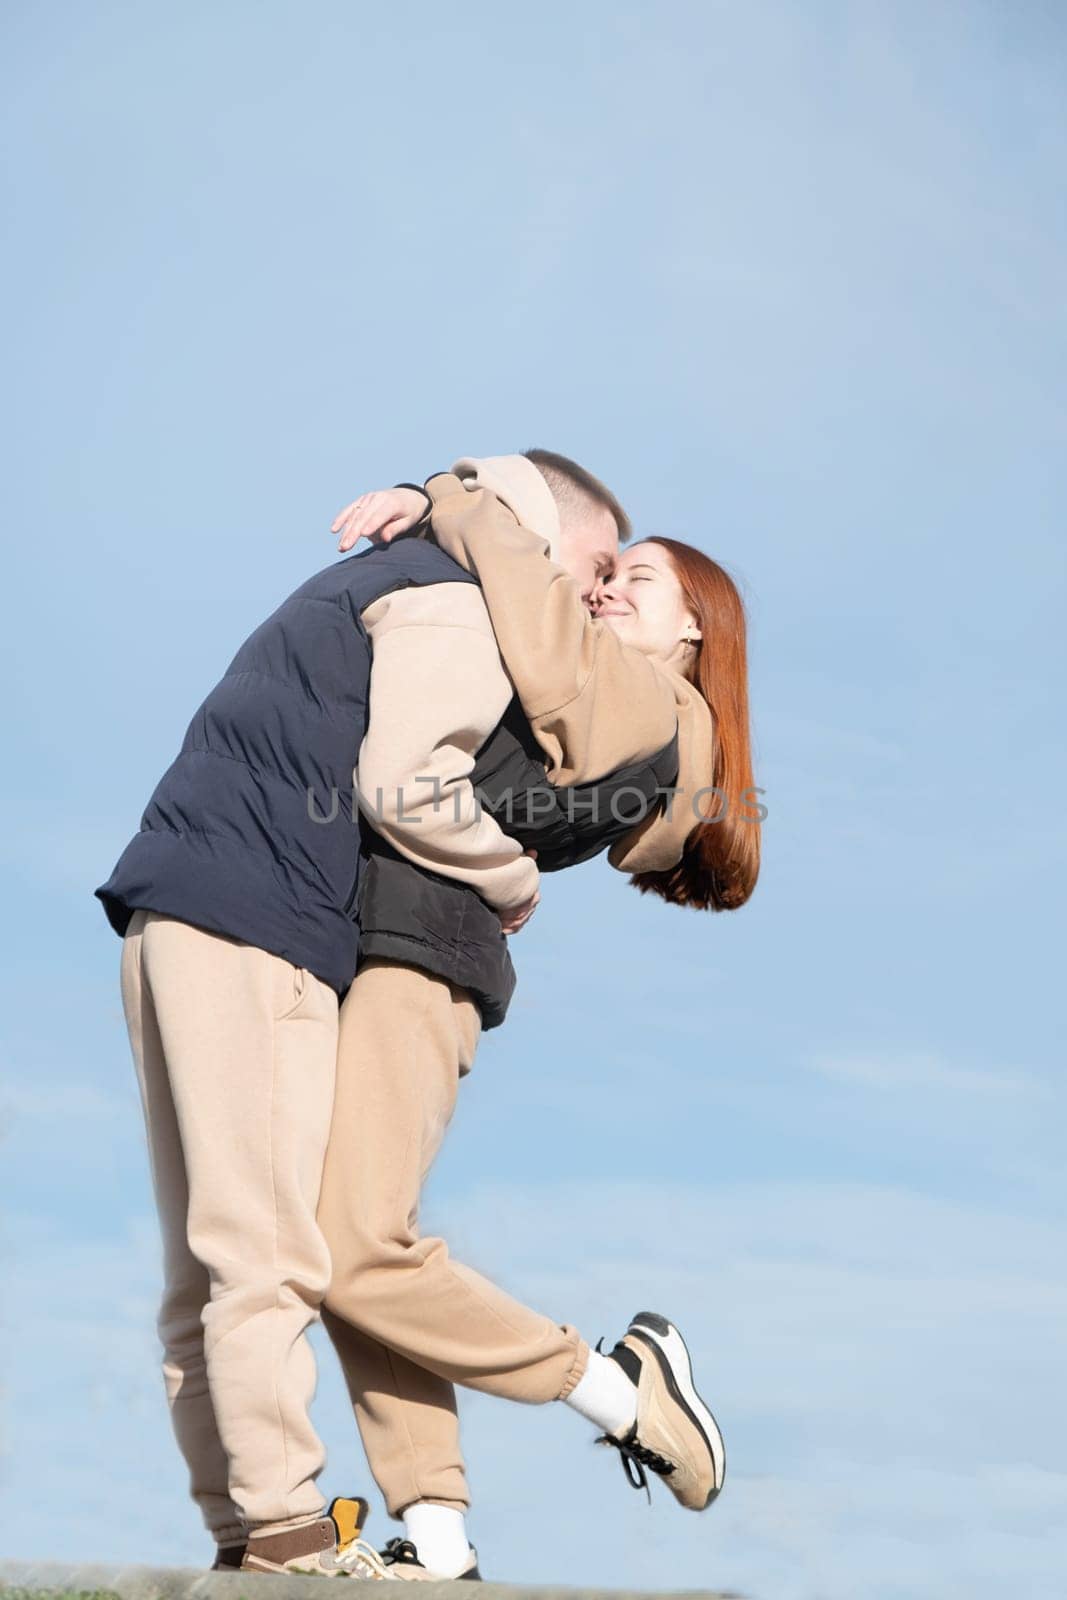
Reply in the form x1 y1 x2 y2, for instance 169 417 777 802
318 466 760 1581
338 469 761 912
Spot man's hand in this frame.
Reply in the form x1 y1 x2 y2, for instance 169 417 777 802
498 887 540 936
498 850 539 936
332 488 429 553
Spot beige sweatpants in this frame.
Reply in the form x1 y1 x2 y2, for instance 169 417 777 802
317 959 589 1519
120 910 339 1541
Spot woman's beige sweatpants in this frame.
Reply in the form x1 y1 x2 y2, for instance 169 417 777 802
120 910 340 1543
317 958 589 1519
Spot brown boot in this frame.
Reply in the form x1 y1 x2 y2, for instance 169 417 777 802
241 1495 387 1577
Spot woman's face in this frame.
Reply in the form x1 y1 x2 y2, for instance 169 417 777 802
591 541 700 670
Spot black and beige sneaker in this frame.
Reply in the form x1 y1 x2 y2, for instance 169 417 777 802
596 1312 726 1510
380 1537 483 1581
241 1495 389 1577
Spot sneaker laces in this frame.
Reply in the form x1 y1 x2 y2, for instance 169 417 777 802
592 1334 675 1504
596 1424 676 1504
336 1537 392 1579
380 1537 422 1569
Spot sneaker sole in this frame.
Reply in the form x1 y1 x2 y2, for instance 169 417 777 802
628 1311 726 1507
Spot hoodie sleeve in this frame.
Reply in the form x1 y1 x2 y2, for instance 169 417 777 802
356 583 540 912
423 472 678 789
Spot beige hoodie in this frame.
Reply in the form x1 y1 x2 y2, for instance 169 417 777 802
356 583 539 910
354 454 714 902
430 460 716 874
352 457 568 912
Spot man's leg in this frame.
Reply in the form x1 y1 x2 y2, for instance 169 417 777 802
121 910 244 1553
125 910 339 1533
317 959 589 1521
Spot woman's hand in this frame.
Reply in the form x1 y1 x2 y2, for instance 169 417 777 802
331 488 429 553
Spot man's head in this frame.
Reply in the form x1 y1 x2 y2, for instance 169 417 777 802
524 448 631 606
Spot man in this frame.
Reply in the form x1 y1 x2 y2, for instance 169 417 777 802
97 450 709 1577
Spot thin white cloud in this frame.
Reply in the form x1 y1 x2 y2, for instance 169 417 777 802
806 1048 1046 1098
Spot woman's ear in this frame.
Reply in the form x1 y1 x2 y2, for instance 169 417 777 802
682 615 703 643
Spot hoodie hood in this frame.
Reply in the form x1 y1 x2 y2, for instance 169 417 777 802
450 455 562 556
608 673 715 875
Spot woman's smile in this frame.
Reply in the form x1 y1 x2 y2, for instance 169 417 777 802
592 542 700 670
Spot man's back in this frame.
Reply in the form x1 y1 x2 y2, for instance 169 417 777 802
95 538 481 992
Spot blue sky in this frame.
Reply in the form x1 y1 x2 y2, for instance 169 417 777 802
1 2 1065 1595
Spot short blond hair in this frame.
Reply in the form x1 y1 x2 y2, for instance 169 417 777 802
524 448 632 542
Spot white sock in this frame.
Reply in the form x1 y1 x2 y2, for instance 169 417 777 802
401 1502 471 1577
565 1348 639 1436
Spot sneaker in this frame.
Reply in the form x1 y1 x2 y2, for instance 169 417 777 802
379 1537 483 1581
596 1312 726 1510
241 1495 389 1577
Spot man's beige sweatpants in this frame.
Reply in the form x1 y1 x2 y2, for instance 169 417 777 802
317 959 589 1519
120 910 339 1542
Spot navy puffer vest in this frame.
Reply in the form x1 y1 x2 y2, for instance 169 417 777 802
95 538 480 993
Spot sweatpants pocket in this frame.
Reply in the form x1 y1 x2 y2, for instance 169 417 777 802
273 956 309 1021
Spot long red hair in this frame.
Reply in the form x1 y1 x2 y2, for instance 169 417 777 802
630 537 761 912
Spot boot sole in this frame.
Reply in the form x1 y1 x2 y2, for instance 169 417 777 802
629 1311 726 1507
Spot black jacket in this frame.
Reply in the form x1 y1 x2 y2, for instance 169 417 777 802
358 698 678 1028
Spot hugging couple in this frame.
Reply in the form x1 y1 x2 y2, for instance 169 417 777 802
96 450 761 1581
